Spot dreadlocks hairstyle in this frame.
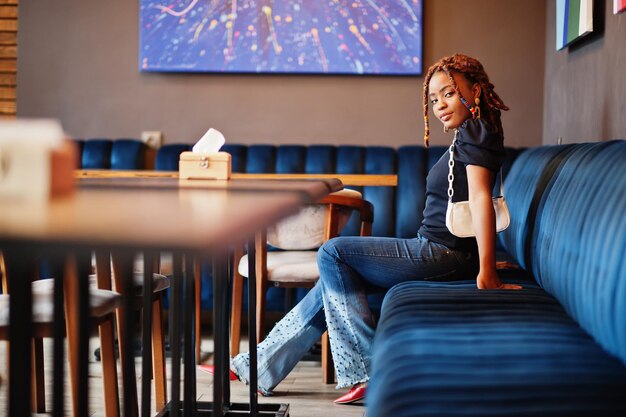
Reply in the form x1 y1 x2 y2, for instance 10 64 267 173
422 54 509 147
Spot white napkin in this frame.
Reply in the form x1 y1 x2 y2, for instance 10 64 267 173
192 128 225 153
0 119 65 148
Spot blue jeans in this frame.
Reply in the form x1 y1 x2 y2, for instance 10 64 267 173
231 234 477 394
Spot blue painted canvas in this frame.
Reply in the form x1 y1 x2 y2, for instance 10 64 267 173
139 1 423 75
556 0 594 50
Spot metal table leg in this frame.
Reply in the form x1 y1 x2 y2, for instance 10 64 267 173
141 251 155 417
183 255 196 417
170 252 184 417
212 253 225 416
4 244 35 416
247 237 259 417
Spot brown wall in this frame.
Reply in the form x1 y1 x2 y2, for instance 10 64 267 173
17 0 545 148
544 0 626 145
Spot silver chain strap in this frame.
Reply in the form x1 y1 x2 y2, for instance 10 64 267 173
447 131 457 202
446 129 505 202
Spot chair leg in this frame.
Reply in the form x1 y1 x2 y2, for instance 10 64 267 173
194 258 202 363
99 317 120 417
111 258 139 417
64 256 81 417
321 331 335 384
152 296 167 411
31 338 46 413
255 231 268 344
230 245 244 356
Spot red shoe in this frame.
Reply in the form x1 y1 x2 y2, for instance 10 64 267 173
334 385 366 404
198 364 238 381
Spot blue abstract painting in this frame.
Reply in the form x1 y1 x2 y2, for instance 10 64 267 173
139 1 423 75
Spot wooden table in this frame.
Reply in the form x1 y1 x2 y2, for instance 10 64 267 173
75 169 398 187
0 178 341 417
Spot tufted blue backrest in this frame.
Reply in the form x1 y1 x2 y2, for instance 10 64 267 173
73 139 85 167
396 146 427 238
498 144 577 270
82 139 113 169
111 139 146 170
529 141 626 365
155 143 192 171
276 146 306 173
171 143 518 239
306 145 336 173
222 144 248 173
245 145 274 173
79 141 523 240
363 147 396 237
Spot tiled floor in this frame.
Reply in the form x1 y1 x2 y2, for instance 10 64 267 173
0 336 366 417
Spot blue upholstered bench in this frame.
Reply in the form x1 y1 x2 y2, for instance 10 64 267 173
367 141 626 416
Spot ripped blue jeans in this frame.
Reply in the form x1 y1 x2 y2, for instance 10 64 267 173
231 234 477 394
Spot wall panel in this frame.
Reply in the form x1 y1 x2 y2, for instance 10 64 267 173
0 0 16 119
17 1 545 148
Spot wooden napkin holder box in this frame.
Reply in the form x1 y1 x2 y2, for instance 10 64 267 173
179 151 231 180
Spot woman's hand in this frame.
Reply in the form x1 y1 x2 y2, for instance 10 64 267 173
476 268 522 290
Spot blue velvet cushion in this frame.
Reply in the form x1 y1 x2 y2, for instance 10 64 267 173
246 145 276 173
498 144 577 270
155 143 191 171
73 139 85 168
276 145 306 174
531 141 626 365
396 146 428 238
368 281 626 417
334 146 365 235
81 139 112 169
111 139 145 170
306 145 336 174
221 144 247 173
363 146 396 237
336 145 365 174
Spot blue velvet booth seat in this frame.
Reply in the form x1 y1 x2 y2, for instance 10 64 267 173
79 138 147 170
367 141 626 417
155 143 191 171
81 139 113 169
110 139 146 170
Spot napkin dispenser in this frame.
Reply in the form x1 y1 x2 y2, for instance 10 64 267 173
0 120 75 201
179 151 232 180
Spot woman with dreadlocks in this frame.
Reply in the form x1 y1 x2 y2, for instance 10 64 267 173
202 54 521 404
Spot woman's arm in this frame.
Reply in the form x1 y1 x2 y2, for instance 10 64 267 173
466 165 521 290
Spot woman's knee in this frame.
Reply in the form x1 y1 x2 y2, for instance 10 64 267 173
318 237 343 265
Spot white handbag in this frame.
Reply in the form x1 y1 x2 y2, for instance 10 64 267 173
445 131 510 238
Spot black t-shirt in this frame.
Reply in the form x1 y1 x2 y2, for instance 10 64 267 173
418 118 505 252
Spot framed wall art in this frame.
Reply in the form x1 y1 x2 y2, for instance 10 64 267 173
139 0 423 75
615 0 626 14
556 0 594 50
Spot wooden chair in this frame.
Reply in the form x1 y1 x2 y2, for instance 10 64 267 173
96 251 169 414
0 251 121 417
230 189 374 383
